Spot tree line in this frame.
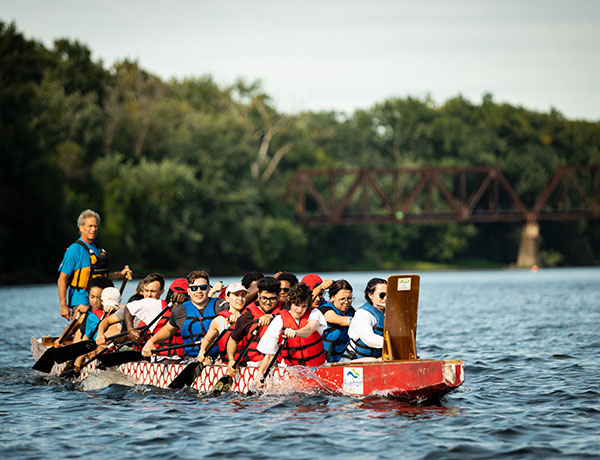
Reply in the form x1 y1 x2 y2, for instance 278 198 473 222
1 22 599 283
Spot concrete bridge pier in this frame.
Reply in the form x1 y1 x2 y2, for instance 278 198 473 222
516 221 540 268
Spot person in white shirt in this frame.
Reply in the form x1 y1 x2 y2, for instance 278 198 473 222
255 283 327 383
341 278 387 361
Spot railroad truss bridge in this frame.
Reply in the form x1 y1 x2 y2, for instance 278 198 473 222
282 165 600 267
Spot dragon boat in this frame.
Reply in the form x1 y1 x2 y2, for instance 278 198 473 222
31 275 465 401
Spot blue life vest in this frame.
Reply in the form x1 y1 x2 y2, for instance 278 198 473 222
321 302 354 363
344 302 384 359
180 298 219 357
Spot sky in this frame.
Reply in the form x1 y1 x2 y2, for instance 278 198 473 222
2 0 600 120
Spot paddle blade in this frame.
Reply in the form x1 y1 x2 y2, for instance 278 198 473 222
32 348 56 373
168 362 204 389
96 350 142 368
212 375 233 395
53 340 98 364
383 274 420 360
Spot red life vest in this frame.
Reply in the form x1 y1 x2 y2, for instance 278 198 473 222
279 309 326 367
135 300 184 356
216 310 244 363
240 302 281 363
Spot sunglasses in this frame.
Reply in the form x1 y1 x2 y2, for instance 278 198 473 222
379 292 387 299
189 284 209 292
280 287 290 293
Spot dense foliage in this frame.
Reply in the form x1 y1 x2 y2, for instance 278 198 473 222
1 22 599 282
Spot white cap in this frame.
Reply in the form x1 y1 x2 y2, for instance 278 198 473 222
101 287 121 307
225 282 247 296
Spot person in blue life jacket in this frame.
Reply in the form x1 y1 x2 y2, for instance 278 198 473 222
57 209 132 321
141 270 227 358
341 278 387 362
319 279 355 362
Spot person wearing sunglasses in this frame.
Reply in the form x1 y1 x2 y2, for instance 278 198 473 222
320 279 355 362
341 278 387 362
142 270 227 359
275 271 298 308
225 276 282 377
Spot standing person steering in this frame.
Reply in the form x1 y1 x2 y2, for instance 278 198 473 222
57 209 132 321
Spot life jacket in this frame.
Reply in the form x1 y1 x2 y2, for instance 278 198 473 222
279 309 326 367
134 300 184 357
216 310 244 363
240 302 281 363
321 302 354 363
180 298 219 357
69 239 109 290
343 302 384 359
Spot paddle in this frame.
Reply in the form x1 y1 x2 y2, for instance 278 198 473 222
56 312 83 345
168 326 231 389
66 298 176 373
247 337 288 395
212 326 259 394
119 276 128 295
381 274 420 361
95 336 208 368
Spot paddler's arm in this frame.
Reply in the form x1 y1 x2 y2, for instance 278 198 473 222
124 307 140 342
141 323 178 357
225 336 240 376
57 272 71 320
254 353 274 385
96 312 121 345
108 265 133 281
198 317 221 362
283 319 320 339
323 309 351 327
350 310 383 348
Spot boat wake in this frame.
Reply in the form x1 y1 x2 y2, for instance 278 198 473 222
79 368 139 391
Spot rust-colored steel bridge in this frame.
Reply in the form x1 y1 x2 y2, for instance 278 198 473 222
282 165 600 266
282 165 600 225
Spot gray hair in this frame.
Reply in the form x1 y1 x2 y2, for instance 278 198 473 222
77 209 101 227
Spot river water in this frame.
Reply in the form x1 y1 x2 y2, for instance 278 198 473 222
1 268 599 459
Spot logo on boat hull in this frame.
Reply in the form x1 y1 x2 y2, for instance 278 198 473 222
343 367 364 395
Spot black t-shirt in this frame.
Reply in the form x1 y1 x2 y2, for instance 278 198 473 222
169 298 228 330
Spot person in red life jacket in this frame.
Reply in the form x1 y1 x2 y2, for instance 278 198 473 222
57 209 132 321
254 283 327 384
141 271 228 359
196 282 247 364
95 274 187 355
225 276 281 377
